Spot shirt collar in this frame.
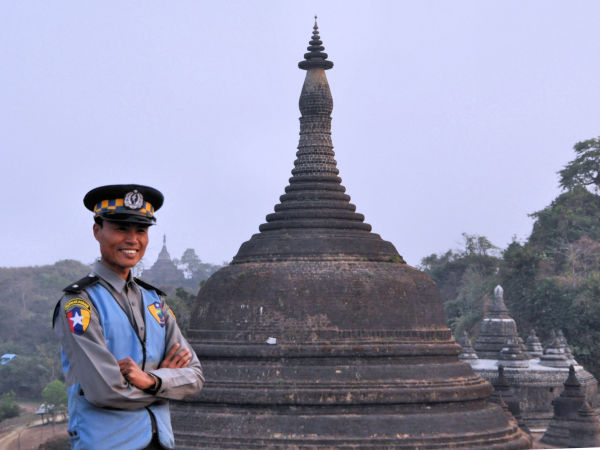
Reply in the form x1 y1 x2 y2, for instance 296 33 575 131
92 260 133 293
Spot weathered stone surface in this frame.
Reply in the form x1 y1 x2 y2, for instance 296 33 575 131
499 334 529 368
541 366 600 448
472 359 598 429
474 285 520 358
525 329 543 358
171 21 531 448
459 331 478 361
540 331 574 368
490 365 529 433
468 288 598 430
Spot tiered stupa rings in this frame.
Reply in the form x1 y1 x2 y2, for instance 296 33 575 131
171 20 530 449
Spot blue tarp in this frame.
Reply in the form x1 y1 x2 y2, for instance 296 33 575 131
1 353 17 364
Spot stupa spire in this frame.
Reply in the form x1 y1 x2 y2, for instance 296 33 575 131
234 18 400 263
157 233 171 261
298 16 333 70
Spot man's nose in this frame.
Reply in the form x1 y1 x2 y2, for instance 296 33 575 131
124 229 138 242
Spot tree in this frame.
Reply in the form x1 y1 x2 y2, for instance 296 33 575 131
528 186 600 260
421 233 500 337
179 248 202 279
176 248 223 282
42 379 68 422
165 288 196 336
0 391 20 421
559 137 600 191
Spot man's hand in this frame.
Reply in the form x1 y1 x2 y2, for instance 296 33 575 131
118 358 155 390
160 343 192 369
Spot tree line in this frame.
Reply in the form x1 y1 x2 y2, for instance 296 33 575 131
422 136 600 379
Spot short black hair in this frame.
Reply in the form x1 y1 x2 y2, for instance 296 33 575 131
94 216 104 227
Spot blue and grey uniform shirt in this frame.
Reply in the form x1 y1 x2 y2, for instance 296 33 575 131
55 260 204 409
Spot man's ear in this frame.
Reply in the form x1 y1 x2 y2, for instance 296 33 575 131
93 223 101 242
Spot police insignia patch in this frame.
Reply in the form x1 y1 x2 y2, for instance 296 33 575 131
148 302 166 327
65 298 91 335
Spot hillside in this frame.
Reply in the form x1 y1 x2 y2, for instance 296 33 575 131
0 260 91 398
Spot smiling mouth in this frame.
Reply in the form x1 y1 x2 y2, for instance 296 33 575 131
120 249 138 255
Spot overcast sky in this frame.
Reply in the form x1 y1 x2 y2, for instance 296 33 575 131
1 1 599 269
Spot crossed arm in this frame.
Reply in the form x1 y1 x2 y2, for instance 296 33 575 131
118 343 192 389
56 292 204 409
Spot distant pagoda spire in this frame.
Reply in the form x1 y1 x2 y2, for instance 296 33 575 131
157 234 171 261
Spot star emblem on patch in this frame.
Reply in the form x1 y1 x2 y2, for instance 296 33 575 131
64 298 92 335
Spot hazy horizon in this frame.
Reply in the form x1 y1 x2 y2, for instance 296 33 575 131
2 1 599 269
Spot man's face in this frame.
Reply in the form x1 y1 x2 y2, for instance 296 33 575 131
93 221 149 279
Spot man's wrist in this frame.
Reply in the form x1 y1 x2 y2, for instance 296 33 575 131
143 372 162 394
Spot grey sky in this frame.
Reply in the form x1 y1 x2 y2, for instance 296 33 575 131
1 1 599 269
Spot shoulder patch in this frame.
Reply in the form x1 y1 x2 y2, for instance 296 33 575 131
134 278 167 297
148 302 167 327
63 274 99 294
64 297 92 335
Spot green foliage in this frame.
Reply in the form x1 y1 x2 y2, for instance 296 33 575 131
0 259 90 398
42 379 68 410
499 178 600 378
421 233 500 337
528 186 600 260
0 390 20 420
559 137 600 191
499 241 540 330
175 248 222 282
0 353 55 398
165 287 196 337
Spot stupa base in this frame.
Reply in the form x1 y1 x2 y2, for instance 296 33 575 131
172 401 531 449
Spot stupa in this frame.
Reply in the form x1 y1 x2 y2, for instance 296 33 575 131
171 21 530 448
466 286 598 429
541 365 600 448
141 235 185 291
474 285 519 358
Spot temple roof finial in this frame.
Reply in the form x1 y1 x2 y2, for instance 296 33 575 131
299 17 333 70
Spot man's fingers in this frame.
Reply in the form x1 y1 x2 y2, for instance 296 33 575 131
171 350 190 367
159 343 193 368
174 349 190 362
175 351 192 368
164 343 181 361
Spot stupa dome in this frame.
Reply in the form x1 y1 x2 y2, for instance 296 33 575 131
171 20 530 449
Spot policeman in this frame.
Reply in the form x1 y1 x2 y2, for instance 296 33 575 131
53 184 204 449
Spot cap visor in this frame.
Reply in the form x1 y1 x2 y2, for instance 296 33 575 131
98 212 155 225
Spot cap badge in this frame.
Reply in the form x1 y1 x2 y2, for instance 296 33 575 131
124 190 144 210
